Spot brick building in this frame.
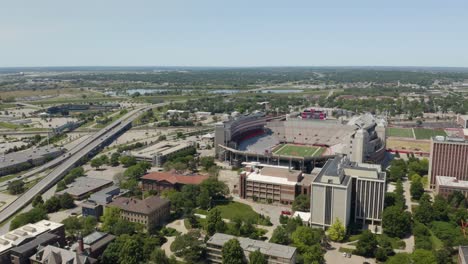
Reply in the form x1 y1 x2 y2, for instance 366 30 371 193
435 176 468 199
108 196 170 231
429 137 468 188
239 163 313 205
141 172 208 192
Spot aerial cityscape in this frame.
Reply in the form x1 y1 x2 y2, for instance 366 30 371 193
1 1 468 264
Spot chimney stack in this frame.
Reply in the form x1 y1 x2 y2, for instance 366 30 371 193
77 232 84 254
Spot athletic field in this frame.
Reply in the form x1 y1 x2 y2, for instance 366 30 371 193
414 128 447 140
386 127 447 140
386 127 414 138
273 144 325 157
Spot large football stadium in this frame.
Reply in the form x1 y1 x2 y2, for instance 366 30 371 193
215 112 387 172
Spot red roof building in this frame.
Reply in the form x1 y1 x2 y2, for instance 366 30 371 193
141 172 209 192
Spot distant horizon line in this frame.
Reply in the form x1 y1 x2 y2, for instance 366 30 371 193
1 65 468 70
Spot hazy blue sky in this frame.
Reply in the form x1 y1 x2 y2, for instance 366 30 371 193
1 0 467 67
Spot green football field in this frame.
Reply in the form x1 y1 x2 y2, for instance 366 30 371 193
273 144 325 157
413 128 447 140
386 127 414 138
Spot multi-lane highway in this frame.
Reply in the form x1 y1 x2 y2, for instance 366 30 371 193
0 106 149 224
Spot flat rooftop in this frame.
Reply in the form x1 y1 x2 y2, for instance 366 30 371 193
0 220 63 254
131 141 193 158
208 233 296 260
437 176 468 189
433 136 468 144
244 165 302 186
0 146 63 169
56 177 113 198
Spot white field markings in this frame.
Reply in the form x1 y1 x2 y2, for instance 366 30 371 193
411 128 416 139
274 144 288 154
311 147 322 157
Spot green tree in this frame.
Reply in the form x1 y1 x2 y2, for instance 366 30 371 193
10 207 48 230
222 238 245 264
270 226 290 245
150 248 169 264
414 194 434 224
110 152 121 166
99 154 109 165
56 180 67 192
101 241 120 264
302 244 325 264
101 206 121 232
410 179 424 200
32 195 44 208
291 226 323 253
206 208 226 235
119 155 137 167
124 164 145 180
412 249 437 264
354 230 377 258
8 180 25 195
170 231 204 263
382 206 412 238
435 248 454 264
432 195 449 221
44 196 61 213
327 218 346 242
249 250 267 264
292 194 310 212
386 253 411 264
90 157 104 170
200 156 216 170
197 189 211 209
200 177 228 198
119 238 144 264
59 193 75 209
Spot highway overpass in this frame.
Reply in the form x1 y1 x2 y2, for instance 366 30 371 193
0 106 150 224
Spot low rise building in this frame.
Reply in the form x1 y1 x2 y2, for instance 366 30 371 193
141 172 208 192
0 220 65 264
435 176 468 199
458 115 468 129
128 141 195 166
56 177 113 200
310 156 385 230
30 245 96 264
81 185 126 219
0 146 64 176
459 246 468 264
108 196 170 231
239 163 313 205
206 233 297 264
71 231 115 259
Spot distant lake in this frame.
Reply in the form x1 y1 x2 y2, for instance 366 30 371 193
126 89 168 95
125 88 241 95
261 89 304 93
209 89 241 94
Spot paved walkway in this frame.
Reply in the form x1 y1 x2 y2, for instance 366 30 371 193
325 242 376 264
400 177 415 253
160 219 189 261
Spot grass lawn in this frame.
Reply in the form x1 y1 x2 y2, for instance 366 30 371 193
338 247 354 253
215 201 260 222
429 230 444 250
0 174 20 183
413 128 447 140
386 127 414 138
273 144 324 157
0 122 22 130
377 234 406 249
